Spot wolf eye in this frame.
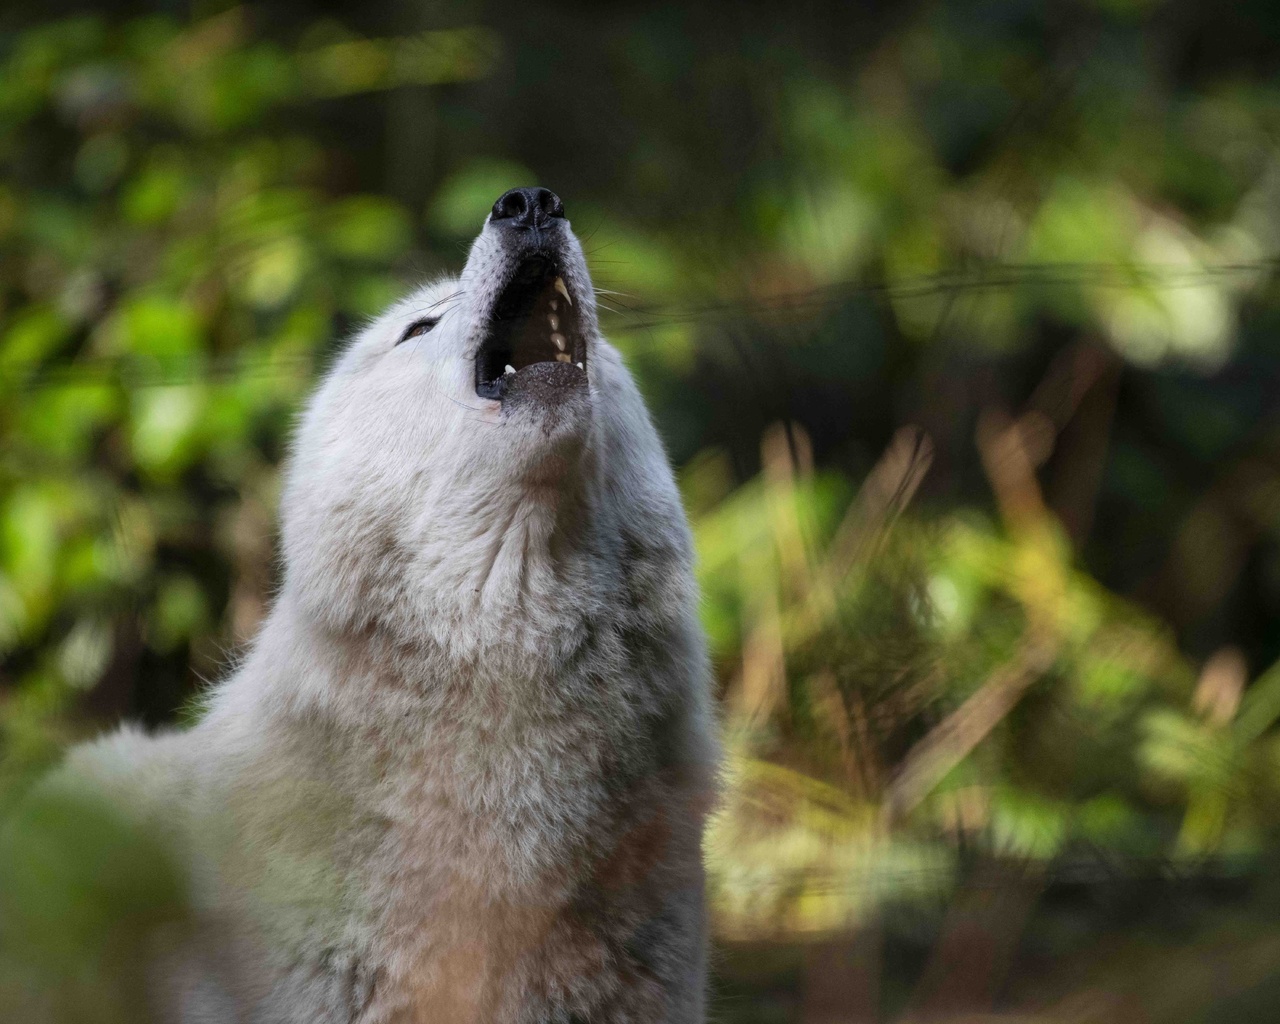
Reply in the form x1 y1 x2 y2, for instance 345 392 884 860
396 317 438 345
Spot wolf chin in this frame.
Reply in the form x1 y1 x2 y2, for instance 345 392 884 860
54 187 720 1023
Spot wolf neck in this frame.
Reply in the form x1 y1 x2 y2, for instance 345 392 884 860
431 446 597 622
277 453 604 697
248 493 605 729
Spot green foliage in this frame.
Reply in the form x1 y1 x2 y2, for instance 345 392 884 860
5 2 1280 1019
0 787 189 1024
701 420 1280 937
0 11 442 792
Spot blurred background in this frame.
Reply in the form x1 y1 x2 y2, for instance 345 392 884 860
4 1 1280 1021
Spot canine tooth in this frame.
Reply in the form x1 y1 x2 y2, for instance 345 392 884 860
551 332 566 351
504 364 515 375
554 277 572 305
555 353 571 363
576 362 584 370
548 314 560 331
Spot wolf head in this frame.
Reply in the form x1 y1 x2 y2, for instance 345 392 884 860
279 188 693 662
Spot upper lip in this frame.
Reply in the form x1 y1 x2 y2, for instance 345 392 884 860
474 256 587 400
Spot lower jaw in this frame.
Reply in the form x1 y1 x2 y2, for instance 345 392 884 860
482 359 588 408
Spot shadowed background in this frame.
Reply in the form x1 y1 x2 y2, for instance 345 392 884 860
4 1 1280 1021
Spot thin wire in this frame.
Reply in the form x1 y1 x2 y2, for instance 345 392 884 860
607 258 1280 333
0 259 1276 390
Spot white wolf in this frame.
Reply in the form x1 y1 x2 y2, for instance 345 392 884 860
45 187 719 1023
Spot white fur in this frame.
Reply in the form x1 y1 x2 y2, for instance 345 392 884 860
55 211 719 1022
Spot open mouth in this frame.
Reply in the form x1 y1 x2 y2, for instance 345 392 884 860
475 257 587 400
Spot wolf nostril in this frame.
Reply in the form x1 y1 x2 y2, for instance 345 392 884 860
492 189 529 223
491 187 565 229
539 190 564 221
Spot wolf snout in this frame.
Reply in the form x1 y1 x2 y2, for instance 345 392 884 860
490 187 566 230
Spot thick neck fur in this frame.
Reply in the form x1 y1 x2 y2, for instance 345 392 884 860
203 414 702 891
218 346 696 741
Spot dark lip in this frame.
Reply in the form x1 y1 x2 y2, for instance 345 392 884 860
475 255 588 401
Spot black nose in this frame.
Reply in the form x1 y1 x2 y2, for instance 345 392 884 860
490 187 565 229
